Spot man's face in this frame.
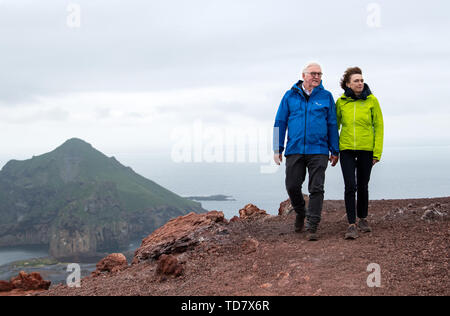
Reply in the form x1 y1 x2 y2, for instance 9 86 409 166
302 65 322 88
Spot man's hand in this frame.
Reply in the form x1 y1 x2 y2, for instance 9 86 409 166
274 154 283 165
373 159 379 166
329 155 339 167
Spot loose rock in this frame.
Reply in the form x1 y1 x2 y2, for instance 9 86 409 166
9 271 51 291
239 204 269 220
156 254 184 277
94 253 128 276
133 211 228 264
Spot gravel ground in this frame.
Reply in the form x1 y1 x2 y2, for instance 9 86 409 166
41 197 449 296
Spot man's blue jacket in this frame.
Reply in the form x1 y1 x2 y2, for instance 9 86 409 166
273 80 340 156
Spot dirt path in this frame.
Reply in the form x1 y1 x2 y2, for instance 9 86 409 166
43 197 449 296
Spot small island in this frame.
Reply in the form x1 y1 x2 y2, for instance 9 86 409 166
184 194 236 202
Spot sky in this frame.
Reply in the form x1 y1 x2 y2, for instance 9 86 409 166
1 0 450 168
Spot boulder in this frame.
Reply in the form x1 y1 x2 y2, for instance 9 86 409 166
278 199 294 216
94 253 128 275
239 204 269 220
156 254 183 277
278 196 309 216
9 271 51 291
133 211 228 264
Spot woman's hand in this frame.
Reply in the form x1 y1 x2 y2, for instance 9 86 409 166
372 159 379 166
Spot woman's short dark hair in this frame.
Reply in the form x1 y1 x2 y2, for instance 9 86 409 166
340 67 362 90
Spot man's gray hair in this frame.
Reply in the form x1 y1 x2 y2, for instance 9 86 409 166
302 62 322 74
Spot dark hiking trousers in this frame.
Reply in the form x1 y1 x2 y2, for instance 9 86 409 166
285 154 329 232
340 150 373 224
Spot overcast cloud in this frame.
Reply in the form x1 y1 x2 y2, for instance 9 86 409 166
0 0 449 166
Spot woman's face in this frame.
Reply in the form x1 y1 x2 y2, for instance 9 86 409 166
346 74 364 94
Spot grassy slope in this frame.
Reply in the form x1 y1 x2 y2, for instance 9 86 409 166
0 139 204 229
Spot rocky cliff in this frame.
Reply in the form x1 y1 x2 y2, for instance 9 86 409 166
40 197 449 296
0 138 205 259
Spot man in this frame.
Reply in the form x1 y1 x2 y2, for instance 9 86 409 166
273 62 339 241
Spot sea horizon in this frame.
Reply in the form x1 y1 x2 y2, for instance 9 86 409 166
1 145 449 220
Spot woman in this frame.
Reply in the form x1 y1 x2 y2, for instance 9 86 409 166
336 67 384 240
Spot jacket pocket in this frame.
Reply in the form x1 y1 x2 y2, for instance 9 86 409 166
287 113 303 140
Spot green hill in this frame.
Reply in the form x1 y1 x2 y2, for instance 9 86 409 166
0 138 205 260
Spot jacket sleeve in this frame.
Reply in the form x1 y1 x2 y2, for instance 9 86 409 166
273 92 289 154
327 94 340 156
372 97 384 160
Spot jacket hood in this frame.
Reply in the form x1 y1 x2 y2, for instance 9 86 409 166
343 83 372 100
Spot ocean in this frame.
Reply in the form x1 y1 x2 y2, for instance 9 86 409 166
0 241 140 285
0 246 48 267
126 145 450 220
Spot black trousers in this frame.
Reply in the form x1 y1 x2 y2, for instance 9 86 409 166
285 154 328 232
340 150 373 224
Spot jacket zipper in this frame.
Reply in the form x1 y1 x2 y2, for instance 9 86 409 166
295 86 309 154
353 102 356 149
296 85 314 154
304 99 308 153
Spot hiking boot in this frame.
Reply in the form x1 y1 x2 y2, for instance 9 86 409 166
295 214 305 233
344 224 358 240
357 218 372 233
306 229 319 241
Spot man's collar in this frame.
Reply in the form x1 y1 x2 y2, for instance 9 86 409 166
302 83 313 96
